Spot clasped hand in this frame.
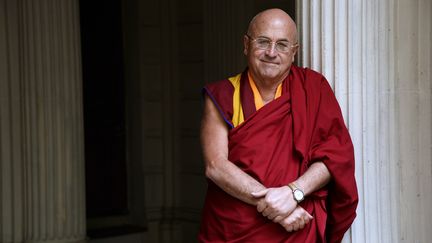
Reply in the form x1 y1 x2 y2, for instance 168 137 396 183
251 186 313 232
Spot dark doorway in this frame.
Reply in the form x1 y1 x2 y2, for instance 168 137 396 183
79 0 127 219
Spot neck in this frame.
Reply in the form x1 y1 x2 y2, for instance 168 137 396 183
250 74 287 104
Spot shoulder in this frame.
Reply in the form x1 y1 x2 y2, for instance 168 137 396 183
290 65 335 101
204 79 234 96
202 73 243 110
290 65 327 86
202 75 240 129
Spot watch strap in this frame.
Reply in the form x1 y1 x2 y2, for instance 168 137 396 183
288 182 298 191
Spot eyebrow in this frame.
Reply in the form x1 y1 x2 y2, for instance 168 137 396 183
256 35 291 42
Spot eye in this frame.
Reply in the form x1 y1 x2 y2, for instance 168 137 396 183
276 41 291 52
256 38 271 46
277 42 289 48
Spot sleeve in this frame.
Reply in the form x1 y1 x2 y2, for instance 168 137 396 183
308 78 358 243
202 80 235 128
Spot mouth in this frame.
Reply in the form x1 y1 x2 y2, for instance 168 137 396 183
260 60 279 65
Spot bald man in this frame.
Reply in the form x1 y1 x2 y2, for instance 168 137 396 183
199 9 358 243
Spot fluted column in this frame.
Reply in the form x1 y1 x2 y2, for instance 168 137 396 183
1 1 24 242
0 0 86 242
297 0 432 242
396 1 432 242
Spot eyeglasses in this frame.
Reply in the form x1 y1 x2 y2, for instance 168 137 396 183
246 34 298 53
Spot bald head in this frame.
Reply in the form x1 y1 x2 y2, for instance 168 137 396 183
247 8 298 44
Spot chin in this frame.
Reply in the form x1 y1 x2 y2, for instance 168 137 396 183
259 71 280 80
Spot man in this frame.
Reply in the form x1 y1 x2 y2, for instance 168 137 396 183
199 8 358 243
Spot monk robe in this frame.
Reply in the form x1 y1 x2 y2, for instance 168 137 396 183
198 65 358 243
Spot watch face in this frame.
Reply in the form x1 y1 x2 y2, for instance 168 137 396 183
294 190 304 201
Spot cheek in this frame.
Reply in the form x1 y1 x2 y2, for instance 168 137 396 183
251 49 265 58
281 55 293 66
247 51 262 65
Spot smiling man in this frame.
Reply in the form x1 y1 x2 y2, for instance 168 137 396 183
198 9 358 243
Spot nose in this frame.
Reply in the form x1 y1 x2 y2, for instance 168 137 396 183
265 43 278 57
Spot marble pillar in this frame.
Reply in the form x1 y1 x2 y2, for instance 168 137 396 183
0 0 86 242
297 0 432 242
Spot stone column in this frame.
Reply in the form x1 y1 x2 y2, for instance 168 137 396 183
0 0 86 242
395 1 432 242
1 1 25 242
297 0 432 242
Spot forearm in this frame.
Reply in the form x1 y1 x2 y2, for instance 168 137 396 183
201 95 266 206
205 158 266 205
293 161 331 196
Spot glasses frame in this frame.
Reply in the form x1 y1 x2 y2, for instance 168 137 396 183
246 34 299 53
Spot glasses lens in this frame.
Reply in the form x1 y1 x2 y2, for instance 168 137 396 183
249 35 293 53
275 42 290 52
255 38 271 49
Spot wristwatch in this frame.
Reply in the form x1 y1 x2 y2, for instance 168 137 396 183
288 182 305 203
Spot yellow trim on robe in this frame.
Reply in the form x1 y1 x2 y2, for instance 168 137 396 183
229 72 283 127
248 72 265 110
275 82 282 99
228 73 244 127
248 72 283 111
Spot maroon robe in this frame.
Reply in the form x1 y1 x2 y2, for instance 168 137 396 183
199 65 358 243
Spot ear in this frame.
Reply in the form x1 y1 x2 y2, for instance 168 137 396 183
291 44 300 62
243 35 249 55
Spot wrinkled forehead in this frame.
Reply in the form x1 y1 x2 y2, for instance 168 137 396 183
250 18 296 42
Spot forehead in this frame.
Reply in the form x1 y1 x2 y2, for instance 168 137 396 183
250 18 293 40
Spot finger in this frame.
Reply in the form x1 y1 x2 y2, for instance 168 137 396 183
299 223 305 230
256 200 267 213
268 211 280 220
267 213 277 220
301 211 313 222
285 225 294 232
298 217 306 229
283 214 294 225
292 222 300 231
303 209 313 219
262 207 273 217
303 216 309 225
251 189 269 198
273 215 283 223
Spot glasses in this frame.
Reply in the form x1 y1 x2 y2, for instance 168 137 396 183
246 34 298 53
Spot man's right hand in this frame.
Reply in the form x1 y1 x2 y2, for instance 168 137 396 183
278 206 313 232
251 186 297 220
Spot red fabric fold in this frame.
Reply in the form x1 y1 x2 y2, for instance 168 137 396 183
289 67 358 243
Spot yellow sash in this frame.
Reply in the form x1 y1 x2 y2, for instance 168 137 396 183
228 72 283 127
